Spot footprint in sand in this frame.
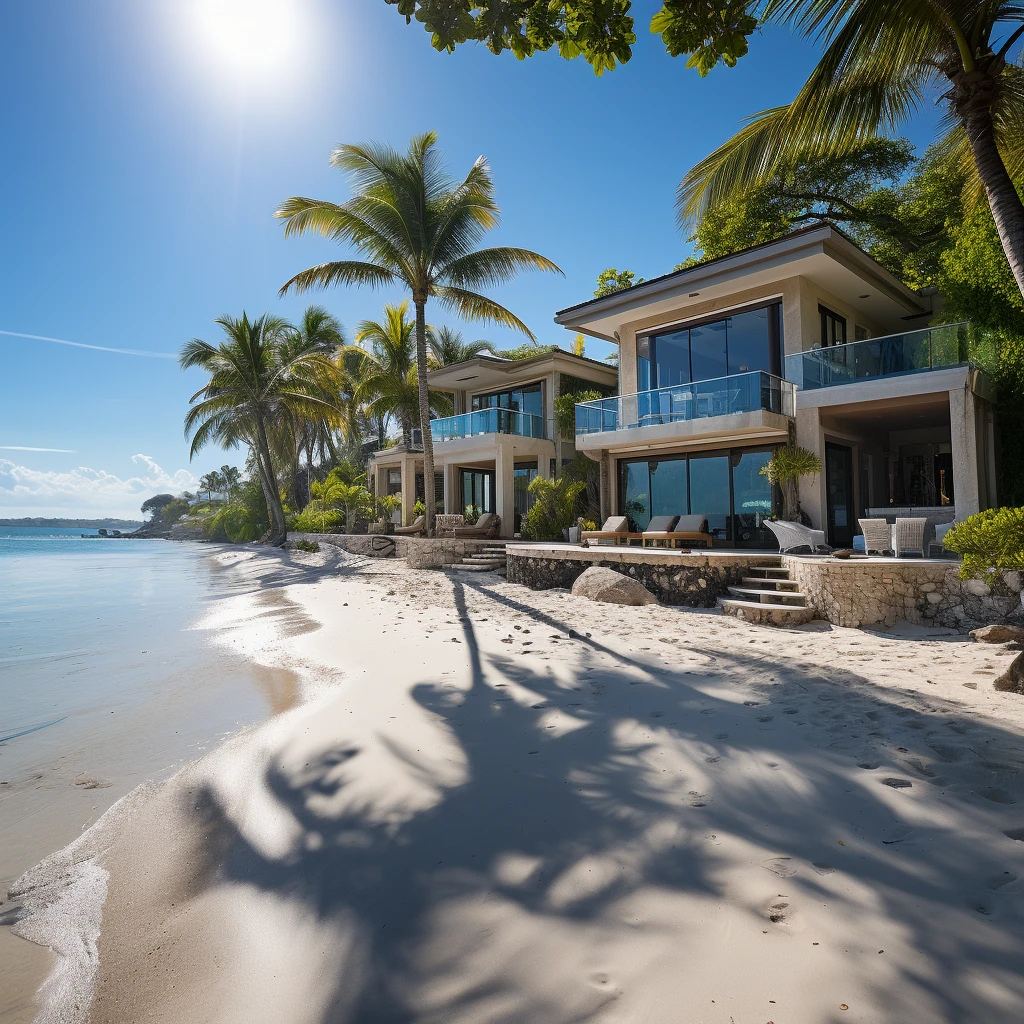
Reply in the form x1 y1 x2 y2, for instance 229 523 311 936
986 872 1017 890
687 791 709 807
882 778 913 789
705 755 721 764
1003 828 1024 841
764 898 791 923
762 856 797 878
928 743 965 763
757 715 774 723
812 862 836 875
980 788 1017 805
857 762 880 770
714 732 729 740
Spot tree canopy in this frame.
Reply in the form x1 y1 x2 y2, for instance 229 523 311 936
385 1 758 75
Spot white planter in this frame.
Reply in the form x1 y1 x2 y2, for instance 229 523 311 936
567 526 581 544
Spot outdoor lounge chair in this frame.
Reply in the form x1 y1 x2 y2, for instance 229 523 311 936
452 512 501 539
764 519 829 554
929 520 956 557
393 515 426 536
581 515 642 546
893 517 928 558
642 513 714 549
640 515 680 547
858 518 892 556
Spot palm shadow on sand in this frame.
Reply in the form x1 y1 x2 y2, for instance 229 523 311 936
188 571 1024 1024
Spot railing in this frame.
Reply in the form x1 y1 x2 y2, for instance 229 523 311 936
575 371 795 435
430 407 546 442
784 322 972 390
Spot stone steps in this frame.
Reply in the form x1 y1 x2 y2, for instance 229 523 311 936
444 543 508 573
720 559 816 626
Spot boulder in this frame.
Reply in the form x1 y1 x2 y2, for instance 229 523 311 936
571 566 658 606
993 652 1024 694
970 624 1024 644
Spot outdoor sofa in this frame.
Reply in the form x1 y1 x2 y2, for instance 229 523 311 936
641 514 714 549
393 515 426 536
581 515 642 546
453 512 501 539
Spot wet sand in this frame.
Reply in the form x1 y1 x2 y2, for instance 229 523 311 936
9 545 1024 1023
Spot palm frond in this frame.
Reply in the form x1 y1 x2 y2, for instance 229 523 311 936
432 285 536 339
279 261 397 296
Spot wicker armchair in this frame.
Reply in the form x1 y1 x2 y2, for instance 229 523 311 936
858 518 892 556
764 520 829 554
893 517 928 558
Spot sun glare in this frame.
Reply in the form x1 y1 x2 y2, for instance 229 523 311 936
190 0 305 77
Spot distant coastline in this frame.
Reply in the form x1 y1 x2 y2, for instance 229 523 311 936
0 517 143 529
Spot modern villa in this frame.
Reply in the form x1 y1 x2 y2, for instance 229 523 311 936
556 224 996 549
367 347 617 538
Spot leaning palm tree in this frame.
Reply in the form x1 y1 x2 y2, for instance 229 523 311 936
276 131 562 534
181 313 342 545
220 465 241 501
427 325 496 368
352 302 422 447
678 3 1024 296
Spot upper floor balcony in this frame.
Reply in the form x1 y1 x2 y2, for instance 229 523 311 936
575 370 795 437
430 407 546 443
784 322 974 391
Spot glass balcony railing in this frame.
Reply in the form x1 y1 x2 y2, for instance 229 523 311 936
430 407 545 442
784 322 972 390
575 371 795 436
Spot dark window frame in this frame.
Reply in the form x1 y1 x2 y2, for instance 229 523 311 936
637 301 783 390
819 304 848 347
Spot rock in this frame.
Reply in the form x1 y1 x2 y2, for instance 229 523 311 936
571 566 658 606
993 652 1024 694
970 624 1024 644
965 578 992 598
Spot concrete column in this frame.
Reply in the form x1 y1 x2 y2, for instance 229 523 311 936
442 460 457 516
598 452 611 524
795 405 825 530
985 403 998 508
399 456 414 525
495 441 515 539
949 386 980 517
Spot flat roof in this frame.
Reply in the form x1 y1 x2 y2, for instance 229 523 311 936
426 345 618 391
554 224 929 342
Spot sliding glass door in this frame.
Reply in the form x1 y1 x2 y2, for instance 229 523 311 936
618 446 777 547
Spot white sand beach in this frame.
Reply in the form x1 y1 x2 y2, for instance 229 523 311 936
10 545 1024 1024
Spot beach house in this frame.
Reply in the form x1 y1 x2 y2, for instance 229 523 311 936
556 224 995 548
367 347 617 538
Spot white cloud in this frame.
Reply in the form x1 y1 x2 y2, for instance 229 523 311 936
0 454 198 519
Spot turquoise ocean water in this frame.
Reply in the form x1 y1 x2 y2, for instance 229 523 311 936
0 527 279 895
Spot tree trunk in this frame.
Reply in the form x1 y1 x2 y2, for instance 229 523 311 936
414 298 436 536
953 61 1024 298
255 418 288 545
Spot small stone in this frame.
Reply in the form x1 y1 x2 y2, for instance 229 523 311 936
970 624 1024 644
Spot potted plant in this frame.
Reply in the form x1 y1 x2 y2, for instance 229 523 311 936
378 494 402 534
760 445 823 522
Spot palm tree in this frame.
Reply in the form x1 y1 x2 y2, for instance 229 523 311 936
220 465 241 501
678 3 1024 296
276 131 562 534
199 472 219 506
352 302 421 448
181 313 341 545
427 325 496 368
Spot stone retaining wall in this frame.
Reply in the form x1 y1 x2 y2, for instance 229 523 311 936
506 547 779 608
287 533 500 569
786 557 1024 630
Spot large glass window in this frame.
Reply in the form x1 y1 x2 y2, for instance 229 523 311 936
513 461 538 531
461 469 494 516
472 383 543 420
638 303 781 391
618 446 779 547
688 453 731 542
730 449 774 547
622 461 652 531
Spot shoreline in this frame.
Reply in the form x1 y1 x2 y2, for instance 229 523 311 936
9 545 1024 1022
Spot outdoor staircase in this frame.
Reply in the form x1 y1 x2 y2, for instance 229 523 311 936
718 562 816 626
444 542 508 574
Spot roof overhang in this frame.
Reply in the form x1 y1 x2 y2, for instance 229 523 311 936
554 225 929 342
426 349 617 392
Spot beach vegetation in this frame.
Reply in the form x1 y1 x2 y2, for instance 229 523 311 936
595 268 643 296
760 445 821 522
943 507 1024 583
555 388 603 438
141 493 177 518
428 325 496 367
520 474 587 540
181 312 343 546
276 131 561 537
293 538 321 552
202 478 271 543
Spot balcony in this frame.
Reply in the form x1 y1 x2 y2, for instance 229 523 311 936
785 323 973 391
430 407 546 443
575 371 795 436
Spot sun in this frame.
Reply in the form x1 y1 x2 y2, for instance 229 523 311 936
189 0 304 77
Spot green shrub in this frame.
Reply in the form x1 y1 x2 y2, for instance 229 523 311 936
292 507 344 533
203 479 269 543
520 475 586 540
413 498 426 517
944 507 1024 582
294 539 320 553
760 445 822 521
554 389 603 437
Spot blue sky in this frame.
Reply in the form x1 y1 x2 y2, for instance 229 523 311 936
0 1 942 518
